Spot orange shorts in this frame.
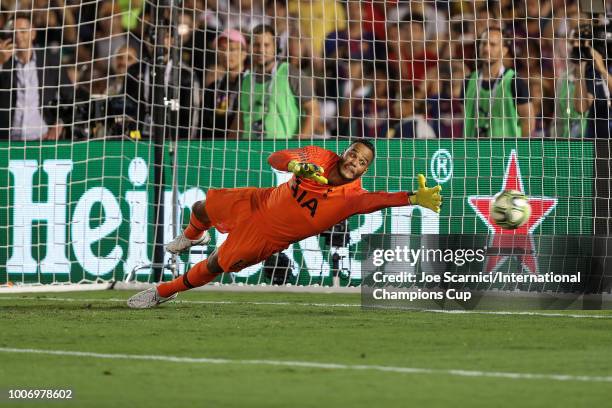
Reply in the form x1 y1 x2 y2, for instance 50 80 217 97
205 188 287 272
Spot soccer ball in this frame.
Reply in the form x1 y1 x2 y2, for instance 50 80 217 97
489 190 531 230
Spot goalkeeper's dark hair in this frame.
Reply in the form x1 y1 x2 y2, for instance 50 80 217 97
348 139 376 159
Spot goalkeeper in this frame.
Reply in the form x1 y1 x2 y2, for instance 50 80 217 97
128 139 442 308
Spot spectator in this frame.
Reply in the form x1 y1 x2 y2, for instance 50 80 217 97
64 0 98 46
0 0 594 142
387 15 437 91
0 11 7 32
513 0 554 42
238 24 317 139
101 45 137 137
528 75 548 138
218 0 268 32
575 46 612 138
191 0 224 82
447 13 476 67
0 12 73 140
426 60 465 138
337 58 367 136
118 0 144 32
108 44 137 95
265 0 289 57
193 0 223 32
387 0 448 46
125 27 201 138
32 0 78 52
325 1 377 62
286 22 326 137
323 1 377 127
175 11 196 67
62 58 117 138
550 1 580 75
288 0 346 58
352 64 392 138
286 21 311 71
387 86 436 139
514 34 553 86
360 0 387 41
551 53 587 138
287 21 325 94
495 0 517 20
93 2 128 71
463 25 534 138
0 36 14 68
61 59 94 138
201 29 247 138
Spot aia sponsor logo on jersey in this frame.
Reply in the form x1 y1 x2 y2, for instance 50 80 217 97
290 178 318 218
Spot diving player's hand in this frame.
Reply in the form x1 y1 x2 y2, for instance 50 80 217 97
287 160 328 184
409 174 442 213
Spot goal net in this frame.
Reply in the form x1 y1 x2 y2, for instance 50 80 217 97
0 0 608 291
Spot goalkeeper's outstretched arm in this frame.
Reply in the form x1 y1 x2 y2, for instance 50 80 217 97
353 174 442 214
353 191 412 214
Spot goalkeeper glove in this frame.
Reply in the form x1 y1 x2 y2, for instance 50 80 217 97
287 160 328 184
409 174 442 213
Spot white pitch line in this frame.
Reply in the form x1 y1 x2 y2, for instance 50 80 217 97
0 347 610 383
0 296 612 319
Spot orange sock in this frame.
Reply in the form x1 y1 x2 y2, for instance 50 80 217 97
184 212 211 240
157 259 219 298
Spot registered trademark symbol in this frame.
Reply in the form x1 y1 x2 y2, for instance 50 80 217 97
430 149 453 184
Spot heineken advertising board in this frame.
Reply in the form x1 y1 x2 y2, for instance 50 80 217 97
0 140 593 286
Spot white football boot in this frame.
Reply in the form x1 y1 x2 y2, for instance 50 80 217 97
165 231 211 255
127 287 177 309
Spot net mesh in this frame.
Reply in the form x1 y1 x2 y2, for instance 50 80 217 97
0 0 608 288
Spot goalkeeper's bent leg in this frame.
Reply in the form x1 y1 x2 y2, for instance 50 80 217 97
184 200 211 240
157 252 223 298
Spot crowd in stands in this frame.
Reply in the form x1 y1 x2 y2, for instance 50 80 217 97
0 0 611 140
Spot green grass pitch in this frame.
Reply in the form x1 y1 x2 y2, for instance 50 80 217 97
1 290 611 407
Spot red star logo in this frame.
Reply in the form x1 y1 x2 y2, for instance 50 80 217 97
468 150 557 274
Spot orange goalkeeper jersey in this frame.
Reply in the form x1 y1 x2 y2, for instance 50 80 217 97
252 146 410 244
